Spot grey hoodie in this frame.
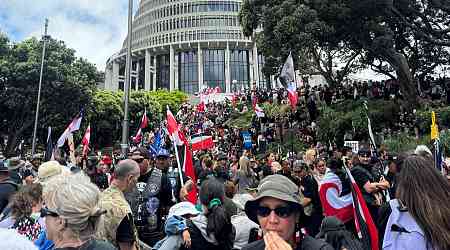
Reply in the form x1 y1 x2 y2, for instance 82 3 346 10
191 214 219 245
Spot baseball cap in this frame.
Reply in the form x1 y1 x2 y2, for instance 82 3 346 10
245 174 303 223
156 148 170 158
293 160 307 171
168 201 200 217
131 147 150 160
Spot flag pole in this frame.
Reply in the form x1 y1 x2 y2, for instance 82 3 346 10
173 140 185 187
31 19 49 155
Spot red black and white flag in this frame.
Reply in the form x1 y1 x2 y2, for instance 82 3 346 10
319 171 354 223
133 109 148 144
343 164 379 250
81 124 91 157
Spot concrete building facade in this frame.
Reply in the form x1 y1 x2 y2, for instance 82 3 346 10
104 0 268 94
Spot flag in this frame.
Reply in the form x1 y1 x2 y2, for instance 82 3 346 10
431 111 438 140
81 124 91 157
197 94 206 112
44 126 53 161
57 111 83 147
255 103 265 118
343 163 379 250
178 129 198 204
252 93 258 109
287 82 298 109
190 135 215 151
319 171 354 223
279 52 295 87
149 130 162 156
133 109 148 144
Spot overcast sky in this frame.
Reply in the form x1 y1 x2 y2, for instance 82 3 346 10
0 0 140 71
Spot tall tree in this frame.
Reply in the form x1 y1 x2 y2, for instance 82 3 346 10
240 0 450 106
0 33 100 156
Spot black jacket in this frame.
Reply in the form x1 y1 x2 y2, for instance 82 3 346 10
241 236 334 250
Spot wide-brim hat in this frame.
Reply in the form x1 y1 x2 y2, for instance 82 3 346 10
34 161 63 184
245 174 304 224
8 158 25 170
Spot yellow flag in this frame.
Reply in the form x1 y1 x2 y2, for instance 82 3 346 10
431 111 439 140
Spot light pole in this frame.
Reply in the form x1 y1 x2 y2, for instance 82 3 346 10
31 19 49 156
121 0 134 156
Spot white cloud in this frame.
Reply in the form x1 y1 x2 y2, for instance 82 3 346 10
0 0 139 70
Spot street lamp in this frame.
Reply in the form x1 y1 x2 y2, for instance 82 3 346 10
121 0 134 156
31 19 49 156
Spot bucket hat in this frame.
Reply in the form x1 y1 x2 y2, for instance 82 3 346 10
8 157 25 171
168 201 200 217
245 174 303 223
35 161 63 184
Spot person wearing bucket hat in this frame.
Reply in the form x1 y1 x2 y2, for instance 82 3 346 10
0 161 19 214
242 174 333 250
7 157 25 184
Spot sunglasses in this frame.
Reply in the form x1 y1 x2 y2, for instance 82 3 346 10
134 158 144 163
40 206 59 218
256 205 294 218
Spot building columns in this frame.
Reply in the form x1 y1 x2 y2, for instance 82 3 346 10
135 61 140 91
169 45 175 91
253 43 259 89
145 49 151 91
153 56 157 90
225 42 231 93
112 61 119 91
197 43 204 92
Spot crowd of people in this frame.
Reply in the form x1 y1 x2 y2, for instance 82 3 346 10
1 79 450 250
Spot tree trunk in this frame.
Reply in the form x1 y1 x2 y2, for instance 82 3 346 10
382 49 419 108
5 132 18 158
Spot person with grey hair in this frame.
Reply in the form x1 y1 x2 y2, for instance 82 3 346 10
42 173 114 249
97 159 141 250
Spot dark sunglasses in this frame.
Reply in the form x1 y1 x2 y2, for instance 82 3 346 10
134 158 144 163
40 206 59 217
256 205 294 218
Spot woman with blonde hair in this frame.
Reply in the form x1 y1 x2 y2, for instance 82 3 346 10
235 157 257 193
42 173 115 249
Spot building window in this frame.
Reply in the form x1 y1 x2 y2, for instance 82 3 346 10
139 58 145 90
230 50 250 92
203 49 225 90
157 54 170 90
119 81 124 91
179 51 198 94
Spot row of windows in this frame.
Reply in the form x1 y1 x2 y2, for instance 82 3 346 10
129 29 248 51
179 51 199 94
133 16 239 38
135 0 241 27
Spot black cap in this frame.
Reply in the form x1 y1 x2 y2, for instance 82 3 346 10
316 216 346 238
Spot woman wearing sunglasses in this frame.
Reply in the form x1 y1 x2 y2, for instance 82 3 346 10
242 174 333 250
41 173 115 250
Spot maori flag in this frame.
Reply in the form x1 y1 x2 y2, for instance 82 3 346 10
133 109 148 144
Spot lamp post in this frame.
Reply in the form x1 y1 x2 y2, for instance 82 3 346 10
31 19 49 156
121 0 133 156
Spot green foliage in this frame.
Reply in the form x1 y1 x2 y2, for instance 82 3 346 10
0 34 99 156
149 90 188 113
224 111 254 129
382 132 428 154
261 102 291 119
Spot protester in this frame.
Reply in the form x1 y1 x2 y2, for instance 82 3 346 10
0 160 19 214
316 216 363 250
179 178 234 250
42 173 115 249
97 159 141 250
0 183 43 241
380 155 450 250
242 174 333 250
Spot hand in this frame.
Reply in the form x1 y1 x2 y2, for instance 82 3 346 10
264 231 292 250
182 229 191 248
180 187 189 202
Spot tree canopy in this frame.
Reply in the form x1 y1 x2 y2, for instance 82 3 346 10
240 0 450 106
